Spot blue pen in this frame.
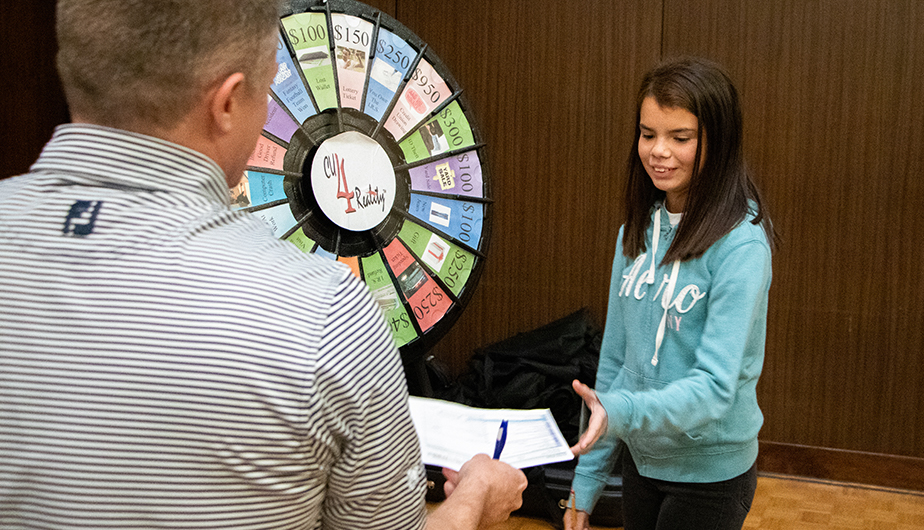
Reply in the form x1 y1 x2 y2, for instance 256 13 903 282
492 419 508 459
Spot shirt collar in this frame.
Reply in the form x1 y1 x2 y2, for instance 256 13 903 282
30 123 231 206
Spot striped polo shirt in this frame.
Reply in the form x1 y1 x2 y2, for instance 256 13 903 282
0 124 427 529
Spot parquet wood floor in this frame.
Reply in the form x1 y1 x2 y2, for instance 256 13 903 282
431 473 924 530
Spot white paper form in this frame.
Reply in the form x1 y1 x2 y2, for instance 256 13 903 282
407 396 575 470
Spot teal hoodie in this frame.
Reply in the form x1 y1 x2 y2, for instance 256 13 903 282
572 204 772 513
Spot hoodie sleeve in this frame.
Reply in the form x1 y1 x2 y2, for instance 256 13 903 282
571 229 629 513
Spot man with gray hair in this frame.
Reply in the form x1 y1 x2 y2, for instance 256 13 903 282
0 0 530 528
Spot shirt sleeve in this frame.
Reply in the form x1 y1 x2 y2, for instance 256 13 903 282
316 269 428 530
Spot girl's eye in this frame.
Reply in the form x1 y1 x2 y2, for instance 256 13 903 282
675 137 691 143
641 134 654 140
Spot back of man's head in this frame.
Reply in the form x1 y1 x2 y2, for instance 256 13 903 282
56 0 279 132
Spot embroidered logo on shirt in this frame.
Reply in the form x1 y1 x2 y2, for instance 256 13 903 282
62 200 103 236
406 465 424 491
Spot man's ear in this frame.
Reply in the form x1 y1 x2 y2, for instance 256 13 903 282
209 72 247 134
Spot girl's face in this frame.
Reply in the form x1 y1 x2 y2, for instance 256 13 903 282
637 96 703 213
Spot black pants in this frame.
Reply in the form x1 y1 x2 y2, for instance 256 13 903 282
621 449 757 530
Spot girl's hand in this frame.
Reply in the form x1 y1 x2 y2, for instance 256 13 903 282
569 380 607 456
563 507 592 530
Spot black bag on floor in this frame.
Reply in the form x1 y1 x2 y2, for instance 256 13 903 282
424 308 624 529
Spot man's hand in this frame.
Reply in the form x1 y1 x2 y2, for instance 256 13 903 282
428 454 527 530
569 380 607 456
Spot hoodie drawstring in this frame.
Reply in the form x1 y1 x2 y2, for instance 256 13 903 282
648 208 681 366
653 259 680 366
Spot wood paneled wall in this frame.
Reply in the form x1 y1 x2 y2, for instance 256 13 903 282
657 0 924 488
660 0 924 467
3 0 923 489
398 0 924 488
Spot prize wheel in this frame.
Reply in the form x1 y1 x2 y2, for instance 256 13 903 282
230 0 492 362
